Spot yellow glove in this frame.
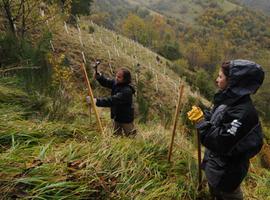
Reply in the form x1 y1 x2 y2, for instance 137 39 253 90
187 106 204 123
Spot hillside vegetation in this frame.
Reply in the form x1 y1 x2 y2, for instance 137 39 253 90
93 0 238 26
0 78 200 199
91 0 270 125
127 0 238 24
1 0 270 199
0 73 269 199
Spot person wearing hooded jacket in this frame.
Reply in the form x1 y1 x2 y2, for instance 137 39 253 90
88 67 136 136
187 60 264 200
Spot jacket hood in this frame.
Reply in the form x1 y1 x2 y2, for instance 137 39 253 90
116 82 136 94
129 84 136 94
214 59 264 106
227 59 264 96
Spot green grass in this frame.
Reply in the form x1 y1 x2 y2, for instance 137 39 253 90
1 79 269 199
0 82 202 199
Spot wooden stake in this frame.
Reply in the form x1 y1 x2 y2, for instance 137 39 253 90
197 129 203 191
77 24 81 34
168 84 184 162
155 74 158 92
81 52 86 64
107 50 111 60
195 90 202 191
50 40 55 52
80 63 103 135
79 35 83 47
64 22 69 34
109 63 114 75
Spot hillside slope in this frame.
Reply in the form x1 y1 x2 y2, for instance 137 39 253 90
1 3 270 197
93 0 239 26
50 19 210 124
0 70 269 199
127 0 238 24
0 80 200 199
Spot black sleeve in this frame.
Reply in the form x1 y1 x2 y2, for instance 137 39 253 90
96 89 131 107
96 74 114 89
196 107 250 155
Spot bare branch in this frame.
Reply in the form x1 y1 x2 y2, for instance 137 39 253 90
0 66 41 73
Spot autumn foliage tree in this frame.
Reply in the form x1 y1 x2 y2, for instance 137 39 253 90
121 14 146 43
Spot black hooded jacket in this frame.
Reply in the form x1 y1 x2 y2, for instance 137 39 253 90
95 74 135 123
196 60 264 192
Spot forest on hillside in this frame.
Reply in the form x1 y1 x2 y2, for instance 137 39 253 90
1 0 270 127
91 0 270 125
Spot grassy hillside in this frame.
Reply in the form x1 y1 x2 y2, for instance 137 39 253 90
93 0 239 26
50 18 210 125
127 0 238 25
0 77 204 199
0 70 269 199
1 2 270 198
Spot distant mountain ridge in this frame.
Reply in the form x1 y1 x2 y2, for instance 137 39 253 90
93 0 239 26
126 0 238 24
233 0 270 15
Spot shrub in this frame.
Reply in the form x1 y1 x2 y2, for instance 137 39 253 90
158 42 182 61
194 68 216 100
88 25 95 34
0 32 53 93
136 80 149 123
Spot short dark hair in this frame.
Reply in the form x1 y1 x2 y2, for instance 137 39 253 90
221 61 230 78
119 68 131 84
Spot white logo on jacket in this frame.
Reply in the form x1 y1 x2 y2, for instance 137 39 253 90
227 120 242 136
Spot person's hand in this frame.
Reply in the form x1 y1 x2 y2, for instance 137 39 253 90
94 71 101 79
86 96 91 104
86 96 97 105
187 106 204 123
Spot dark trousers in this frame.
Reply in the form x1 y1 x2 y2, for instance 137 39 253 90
113 121 136 136
209 185 243 200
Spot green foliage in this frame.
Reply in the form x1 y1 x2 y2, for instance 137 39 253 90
1 72 270 199
252 51 270 122
158 42 182 61
194 68 216 100
121 13 147 43
88 25 95 34
180 96 197 130
197 7 270 49
71 0 93 16
184 42 205 70
0 32 74 121
0 86 199 198
145 70 153 81
0 32 53 93
135 7 150 18
136 81 150 123
157 104 172 128
137 95 150 123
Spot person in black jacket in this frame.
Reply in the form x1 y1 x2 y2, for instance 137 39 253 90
89 67 136 136
187 60 264 200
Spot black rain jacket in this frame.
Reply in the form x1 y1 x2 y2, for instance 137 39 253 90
197 60 264 192
96 74 135 123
